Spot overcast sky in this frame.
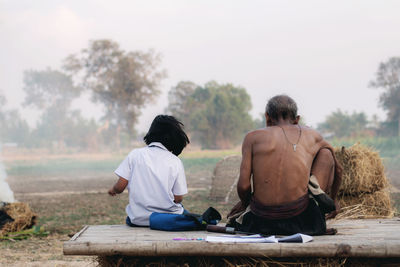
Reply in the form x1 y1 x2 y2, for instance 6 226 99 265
1 0 400 132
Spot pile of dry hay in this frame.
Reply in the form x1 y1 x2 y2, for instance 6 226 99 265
209 155 241 203
0 202 36 236
334 143 394 219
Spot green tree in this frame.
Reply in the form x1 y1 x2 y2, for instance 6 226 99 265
253 113 266 129
0 92 30 145
31 108 99 149
166 81 197 129
318 110 369 138
370 57 400 136
23 68 80 110
63 39 166 146
23 68 81 148
167 81 253 149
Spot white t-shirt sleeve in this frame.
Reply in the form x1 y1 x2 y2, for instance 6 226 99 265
172 159 188 196
114 153 132 181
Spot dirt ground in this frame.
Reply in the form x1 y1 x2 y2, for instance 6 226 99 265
1 154 217 267
1 177 114 266
1 150 399 267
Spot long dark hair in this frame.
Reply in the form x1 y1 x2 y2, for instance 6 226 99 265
143 115 190 156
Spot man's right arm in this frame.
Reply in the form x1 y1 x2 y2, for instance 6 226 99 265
237 132 253 206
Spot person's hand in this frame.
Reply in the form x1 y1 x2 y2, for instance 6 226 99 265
108 187 117 196
326 199 340 219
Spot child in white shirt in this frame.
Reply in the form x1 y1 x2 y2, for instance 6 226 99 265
108 115 190 226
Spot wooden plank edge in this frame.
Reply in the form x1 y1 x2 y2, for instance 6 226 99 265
63 241 400 258
70 225 89 241
63 225 89 256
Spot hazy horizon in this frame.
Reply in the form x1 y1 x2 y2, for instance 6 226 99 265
1 1 400 133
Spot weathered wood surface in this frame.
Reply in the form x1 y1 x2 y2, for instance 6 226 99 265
64 218 400 257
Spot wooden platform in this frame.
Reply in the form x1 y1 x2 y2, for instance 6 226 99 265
64 218 400 258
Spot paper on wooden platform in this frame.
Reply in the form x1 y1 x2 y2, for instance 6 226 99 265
278 233 313 243
206 234 278 243
63 219 400 257
206 233 313 243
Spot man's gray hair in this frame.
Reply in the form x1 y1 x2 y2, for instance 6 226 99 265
265 95 298 121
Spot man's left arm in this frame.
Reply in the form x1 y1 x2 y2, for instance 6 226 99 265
311 135 343 219
237 133 253 206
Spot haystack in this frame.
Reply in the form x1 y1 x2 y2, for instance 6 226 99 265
335 144 388 195
0 202 36 235
336 190 394 219
209 155 241 203
334 143 394 219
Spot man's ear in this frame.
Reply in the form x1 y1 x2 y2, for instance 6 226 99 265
293 115 301 125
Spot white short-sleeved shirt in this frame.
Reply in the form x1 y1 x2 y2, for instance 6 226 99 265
115 142 187 226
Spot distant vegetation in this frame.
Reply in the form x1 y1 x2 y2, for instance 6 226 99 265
0 41 399 151
318 57 400 140
329 136 400 158
166 81 255 149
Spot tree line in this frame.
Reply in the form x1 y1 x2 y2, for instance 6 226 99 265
1 39 399 150
318 57 400 138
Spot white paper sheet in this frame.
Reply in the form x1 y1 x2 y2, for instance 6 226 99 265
206 235 278 243
277 233 313 243
206 233 313 243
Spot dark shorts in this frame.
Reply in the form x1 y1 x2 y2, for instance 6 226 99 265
230 199 326 236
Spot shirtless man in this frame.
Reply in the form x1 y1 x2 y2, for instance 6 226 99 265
228 95 341 235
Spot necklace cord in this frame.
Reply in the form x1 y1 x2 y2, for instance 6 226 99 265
277 125 302 150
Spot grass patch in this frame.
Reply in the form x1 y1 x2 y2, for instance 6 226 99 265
182 157 222 173
386 155 400 170
0 226 49 241
6 152 228 177
391 193 400 216
6 158 124 176
20 193 128 234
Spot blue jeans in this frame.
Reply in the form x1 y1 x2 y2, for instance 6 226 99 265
126 209 190 227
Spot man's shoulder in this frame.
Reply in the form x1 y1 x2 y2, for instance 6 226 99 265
246 127 279 137
244 128 266 139
245 126 323 142
300 126 323 141
242 128 276 146
247 127 271 135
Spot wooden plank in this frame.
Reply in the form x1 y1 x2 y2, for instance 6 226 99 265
70 225 89 241
63 218 400 257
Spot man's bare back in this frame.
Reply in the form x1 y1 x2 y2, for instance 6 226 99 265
230 95 341 235
238 123 325 206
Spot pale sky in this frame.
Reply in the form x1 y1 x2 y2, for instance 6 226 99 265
1 0 400 132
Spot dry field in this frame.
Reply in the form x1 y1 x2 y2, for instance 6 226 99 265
0 148 237 266
0 147 399 267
